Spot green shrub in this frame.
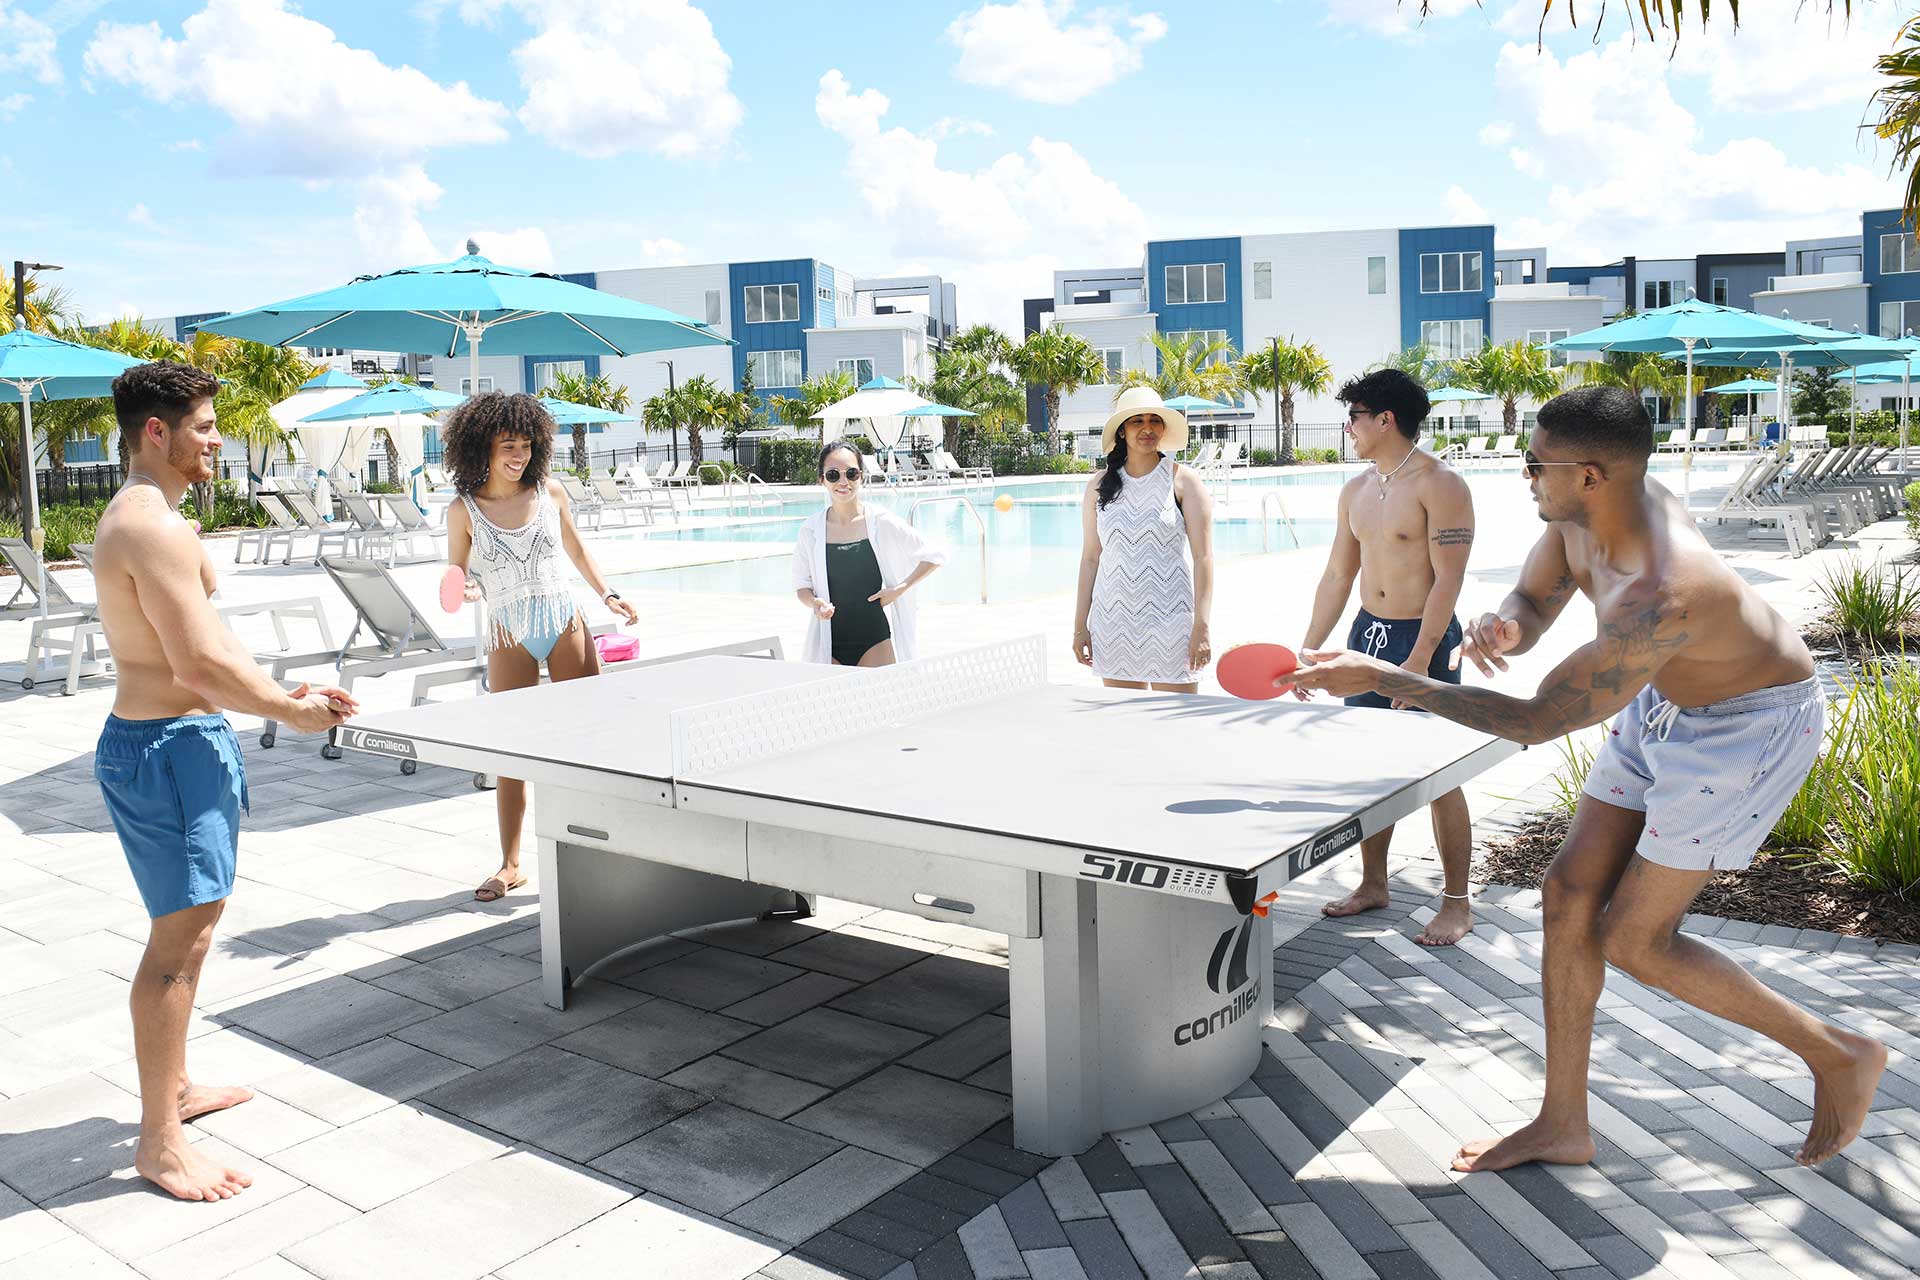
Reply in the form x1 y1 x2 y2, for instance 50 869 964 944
1817 557 1920 651
363 480 404 494
1785 660 1920 894
1295 448 1340 464
1002 453 1092 475
1545 733 1599 818
1251 448 1277 466
1906 482 1919 542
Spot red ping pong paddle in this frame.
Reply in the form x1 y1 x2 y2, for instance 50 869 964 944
438 565 467 614
1217 643 1299 700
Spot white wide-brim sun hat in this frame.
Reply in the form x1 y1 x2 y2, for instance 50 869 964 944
1099 386 1189 455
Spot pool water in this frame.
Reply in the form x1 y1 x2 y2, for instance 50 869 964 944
606 461 1738 604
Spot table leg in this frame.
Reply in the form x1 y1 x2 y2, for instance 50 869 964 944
1008 876 1103 1157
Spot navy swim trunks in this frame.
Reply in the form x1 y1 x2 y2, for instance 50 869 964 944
1343 607 1463 711
95 713 249 918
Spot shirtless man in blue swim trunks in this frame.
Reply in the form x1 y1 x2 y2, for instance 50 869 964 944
93 361 358 1200
1285 385 1887 1171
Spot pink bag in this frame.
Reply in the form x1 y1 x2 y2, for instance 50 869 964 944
594 633 640 663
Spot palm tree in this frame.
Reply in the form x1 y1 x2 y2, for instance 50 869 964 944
768 371 857 446
948 323 1014 366
0 272 77 332
1368 342 1457 390
913 349 1024 454
1241 338 1332 464
1009 328 1104 445
1874 18 1920 220
542 370 632 474
677 374 729 466
1117 332 1246 405
1578 351 1681 416
1458 340 1564 434
217 341 317 501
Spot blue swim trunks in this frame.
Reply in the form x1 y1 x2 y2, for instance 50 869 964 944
1343 608 1463 711
95 714 249 918
1583 676 1824 872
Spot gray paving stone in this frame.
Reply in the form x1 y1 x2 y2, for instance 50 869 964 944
0 1073 142 1201
621 945 807 1011
1062 1217 1143 1280
592 1101 841 1216
1152 1114 1206 1143
929 1153 1027 1198
284 1149 631 1280
1023 1246 1090 1280
367 943 541 1010
383 1002 555 1069
767 930 928 983
1268 1202 1372 1280
1427 1191 1552 1280
272 1101 507 1211
1249 1066 1349 1151
596 935 703 980
897 1170 997 1219
956 1205 1024 1280
795 1227 906 1280
1490 1164 1614 1239
725 1007 930 1088
254 1035 472 1126
1102 1187 1198 1280
215 972 439 1057
792 1066 1007 1166
0 1234 143 1278
45 1133 302 1262
498 1194 780 1280
721 971 863 1027
958 1134 1051 1181
866 1188 970 1239
1234 1229 1315 1279
681 917 825 958
423 1044 703 1162
998 1176 1070 1250
728 1146 917 1246
1198 1116 1302 1206
902 1015 1013 1082
966 1054 1013 1096
1366 1247 1443 1280
555 996 758 1078
907 1233 978 1280
1746 1194 1912 1280
134 1186 357 1280
662 1053 832 1120
834 1207 936 1258
1135 1162 1244 1267
1354 1128 1457 1199
1706 1067 1816 1124
1037 1155 1106 1223
1299 1170 1403 1255
828 954 1011 1036
1074 1136 1143 1193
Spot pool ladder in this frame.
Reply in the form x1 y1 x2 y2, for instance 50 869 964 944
910 495 988 604
717 469 775 512
1260 491 1301 552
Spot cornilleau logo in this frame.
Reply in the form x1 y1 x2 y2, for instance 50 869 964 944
1175 916 1261 1047
347 730 416 760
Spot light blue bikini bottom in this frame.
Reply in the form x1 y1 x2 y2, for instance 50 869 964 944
515 614 578 664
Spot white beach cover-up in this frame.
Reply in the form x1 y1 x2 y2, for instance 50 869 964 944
1089 456 1196 684
460 486 580 655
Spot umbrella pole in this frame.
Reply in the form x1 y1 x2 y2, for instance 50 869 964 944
17 392 46 621
1681 339 1695 507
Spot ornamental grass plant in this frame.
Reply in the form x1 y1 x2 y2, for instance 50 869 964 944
1815 556 1920 652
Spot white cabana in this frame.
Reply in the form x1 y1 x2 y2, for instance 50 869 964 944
269 370 368 507
815 376 932 455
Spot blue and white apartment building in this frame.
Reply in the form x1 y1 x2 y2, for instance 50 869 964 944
1030 209 1920 442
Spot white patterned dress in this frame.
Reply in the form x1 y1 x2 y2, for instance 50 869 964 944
1089 456 1196 683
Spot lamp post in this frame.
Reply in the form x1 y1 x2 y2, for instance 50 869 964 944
658 358 678 466
11 259 63 560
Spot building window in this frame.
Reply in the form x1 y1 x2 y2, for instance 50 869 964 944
1164 262 1227 305
1711 278 1729 306
743 282 800 323
1420 319 1484 361
834 357 875 384
459 377 494 395
1367 256 1387 295
1098 347 1125 381
839 292 854 316
704 290 722 326
817 286 834 305
1526 328 1570 368
531 359 586 394
1165 330 1231 365
1882 232 1920 275
1829 254 1861 273
748 349 803 387
1420 251 1483 294
1252 261 1272 301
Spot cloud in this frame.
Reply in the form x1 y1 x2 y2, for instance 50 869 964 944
816 69 1146 330
84 0 508 178
947 0 1167 105
640 237 689 265
928 116 996 141
1485 34 1900 263
0 3 60 83
0 92 29 120
166 137 204 152
457 0 742 159
1477 120 1514 147
127 202 156 228
1442 185 1489 224
1313 0 1482 39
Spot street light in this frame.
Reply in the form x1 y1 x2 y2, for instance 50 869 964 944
11 260 63 563
658 358 678 466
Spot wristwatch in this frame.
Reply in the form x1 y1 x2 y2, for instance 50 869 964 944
603 590 623 604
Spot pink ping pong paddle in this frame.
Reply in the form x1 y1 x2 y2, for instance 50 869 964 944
438 565 467 614
1217 643 1299 700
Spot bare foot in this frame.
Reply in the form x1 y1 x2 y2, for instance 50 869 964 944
1416 899 1473 947
1798 1030 1888 1166
1452 1119 1596 1172
1322 887 1390 919
134 1135 253 1202
179 1083 254 1124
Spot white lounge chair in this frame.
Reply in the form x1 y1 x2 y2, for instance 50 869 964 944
588 476 657 526
937 448 991 480
234 492 316 565
556 475 603 530
1222 440 1251 468
281 490 360 562
615 464 677 522
884 455 922 486
1462 437 1494 462
1723 425 1750 451
1658 428 1692 453
1695 428 1728 451
862 453 890 485
1493 435 1520 458
1702 457 1823 557
1185 442 1222 471
422 465 454 493
0 536 87 619
660 460 700 497
378 494 450 555
339 492 438 565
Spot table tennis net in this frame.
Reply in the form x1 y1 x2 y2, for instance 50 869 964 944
671 634 1047 777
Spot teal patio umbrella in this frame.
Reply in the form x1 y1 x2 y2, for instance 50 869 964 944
1 326 147 619
1677 331 1920 447
302 382 466 506
1427 386 1489 402
1705 378 1782 438
200 244 731 397
539 396 636 427
900 401 978 452
1162 394 1230 412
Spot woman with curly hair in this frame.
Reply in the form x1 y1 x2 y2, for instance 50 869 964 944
442 392 638 902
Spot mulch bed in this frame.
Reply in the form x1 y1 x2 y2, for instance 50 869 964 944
1801 622 1920 663
1477 810 1920 946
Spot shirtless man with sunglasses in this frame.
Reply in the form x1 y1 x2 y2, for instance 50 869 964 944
1283 385 1885 1172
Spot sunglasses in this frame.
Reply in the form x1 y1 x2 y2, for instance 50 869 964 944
821 468 862 483
1345 407 1378 423
1522 450 1594 479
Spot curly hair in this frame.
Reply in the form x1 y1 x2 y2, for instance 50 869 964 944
112 360 220 438
441 392 555 495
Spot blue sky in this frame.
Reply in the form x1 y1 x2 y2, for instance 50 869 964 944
1 0 1909 333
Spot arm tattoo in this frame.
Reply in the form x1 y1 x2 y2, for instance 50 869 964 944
1539 573 1577 610
158 973 194 987
1431 527 1474 547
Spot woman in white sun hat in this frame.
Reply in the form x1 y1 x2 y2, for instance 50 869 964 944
1072 386 1215 692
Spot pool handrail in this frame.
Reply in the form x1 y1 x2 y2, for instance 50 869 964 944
1259 491 1301 552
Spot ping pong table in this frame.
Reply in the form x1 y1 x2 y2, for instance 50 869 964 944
331 636 1519 1155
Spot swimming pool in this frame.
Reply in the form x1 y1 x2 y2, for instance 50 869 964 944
605 460 1739 604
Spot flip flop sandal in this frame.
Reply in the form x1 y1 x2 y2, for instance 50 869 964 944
474 875 526 902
